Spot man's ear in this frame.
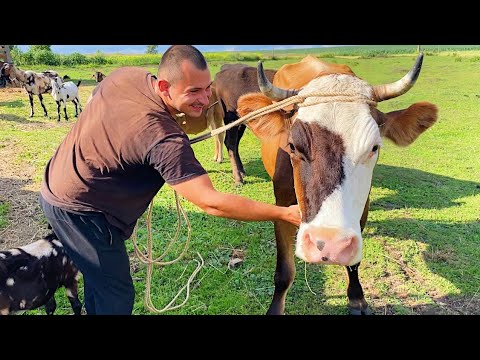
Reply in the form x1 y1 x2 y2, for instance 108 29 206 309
158 80 170 93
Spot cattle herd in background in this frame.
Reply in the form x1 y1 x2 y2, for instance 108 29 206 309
0 51 438 315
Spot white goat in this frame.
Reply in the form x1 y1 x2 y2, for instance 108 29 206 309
50 77 82 122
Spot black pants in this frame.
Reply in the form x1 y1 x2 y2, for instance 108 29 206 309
40 194 135 315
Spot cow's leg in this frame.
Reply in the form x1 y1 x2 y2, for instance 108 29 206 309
360 196 370 232
343 196 372 315
235 124 246 176
208 104 224 163
27 92 34 117
214 133 225 163
56 100 61 121
345 263 371 315
267 148 298 315
44 296 57 315
38 94 48 117
268 221 297 315
224 112 244 185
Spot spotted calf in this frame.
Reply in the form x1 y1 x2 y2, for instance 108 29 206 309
0 232 82 315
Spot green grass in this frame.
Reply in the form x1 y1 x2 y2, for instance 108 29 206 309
1 47 479 315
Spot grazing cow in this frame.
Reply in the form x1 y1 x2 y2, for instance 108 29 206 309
237 53 438 315
0 231 82 315
176 86 225 163
0 63 66 117
213 64 277 185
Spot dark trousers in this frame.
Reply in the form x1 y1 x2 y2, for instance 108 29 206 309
40 194 135 315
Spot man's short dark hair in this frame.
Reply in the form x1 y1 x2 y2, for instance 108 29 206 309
157 45 208 84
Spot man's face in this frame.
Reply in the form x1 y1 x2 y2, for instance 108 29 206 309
167 60 212 118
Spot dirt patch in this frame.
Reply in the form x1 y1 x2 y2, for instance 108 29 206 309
0 138 47 250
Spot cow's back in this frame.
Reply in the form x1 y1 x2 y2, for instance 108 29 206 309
214 64 276 111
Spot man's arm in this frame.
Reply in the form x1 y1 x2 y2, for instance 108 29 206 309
170 174 301 227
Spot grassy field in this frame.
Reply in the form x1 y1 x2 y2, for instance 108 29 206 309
0 48 479 315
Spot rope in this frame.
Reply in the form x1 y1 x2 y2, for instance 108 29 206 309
189 91 377 144
131 191 204 313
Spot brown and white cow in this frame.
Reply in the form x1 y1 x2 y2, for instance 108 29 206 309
237 53 438 315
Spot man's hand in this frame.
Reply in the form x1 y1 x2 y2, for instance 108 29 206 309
283 204 301 227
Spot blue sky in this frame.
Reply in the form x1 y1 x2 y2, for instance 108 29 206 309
17 45 340 55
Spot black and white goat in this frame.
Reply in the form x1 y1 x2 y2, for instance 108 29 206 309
0 231 82 315
0 63 67 117
50 77 83 121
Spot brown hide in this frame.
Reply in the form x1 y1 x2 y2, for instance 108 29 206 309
273 55 355 89
236 93 290 178
214 64 276 112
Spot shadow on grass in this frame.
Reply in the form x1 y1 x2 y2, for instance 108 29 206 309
371 164 480 211
0 113 49 124
0 100 24 108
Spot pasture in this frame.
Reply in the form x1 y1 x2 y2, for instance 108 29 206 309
0 48 479 315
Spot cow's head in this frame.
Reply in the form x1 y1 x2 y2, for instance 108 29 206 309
237 53 438 266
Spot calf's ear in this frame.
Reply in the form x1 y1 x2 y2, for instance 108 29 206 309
373 102 438 146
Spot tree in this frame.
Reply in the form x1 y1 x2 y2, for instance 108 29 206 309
146 45 158 54
30 45 52 52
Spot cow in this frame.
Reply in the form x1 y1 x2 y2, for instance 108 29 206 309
213 64 277 185
236 53 438 315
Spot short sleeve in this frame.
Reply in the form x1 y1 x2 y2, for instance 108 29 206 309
146 134 207 185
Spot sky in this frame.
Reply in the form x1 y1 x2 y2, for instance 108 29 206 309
17 45 339 55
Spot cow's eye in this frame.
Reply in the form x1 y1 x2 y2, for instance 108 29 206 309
372 145 379 152
288 142 296 153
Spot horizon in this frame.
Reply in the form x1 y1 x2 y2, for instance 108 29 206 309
17 45 342 55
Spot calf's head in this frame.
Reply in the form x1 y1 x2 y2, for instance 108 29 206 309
237 53 438 266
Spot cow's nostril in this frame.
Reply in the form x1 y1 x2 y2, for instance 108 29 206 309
317 240 325 251
321 256 329 261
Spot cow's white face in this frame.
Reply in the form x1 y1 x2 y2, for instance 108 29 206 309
292 74 382 266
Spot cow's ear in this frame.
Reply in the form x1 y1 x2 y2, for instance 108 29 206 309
375 102 438 147
238 92 287 139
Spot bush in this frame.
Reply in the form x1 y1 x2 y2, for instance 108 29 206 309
32 50 61 66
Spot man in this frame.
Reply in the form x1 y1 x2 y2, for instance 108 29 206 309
40 45 301 315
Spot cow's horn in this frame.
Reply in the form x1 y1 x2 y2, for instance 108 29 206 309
373 51 424 102
257 61 299 101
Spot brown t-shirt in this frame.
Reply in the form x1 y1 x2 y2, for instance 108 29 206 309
41 67 207 238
